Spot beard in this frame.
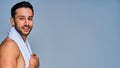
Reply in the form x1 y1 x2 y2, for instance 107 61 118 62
15 25 33 37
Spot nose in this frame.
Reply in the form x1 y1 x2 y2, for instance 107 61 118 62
24 18 29 25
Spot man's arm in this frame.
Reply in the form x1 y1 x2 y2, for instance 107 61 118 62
0 39 19 68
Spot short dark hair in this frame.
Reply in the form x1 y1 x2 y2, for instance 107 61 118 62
11 1 34 18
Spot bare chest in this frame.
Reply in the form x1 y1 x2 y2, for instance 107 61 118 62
17 53 25 68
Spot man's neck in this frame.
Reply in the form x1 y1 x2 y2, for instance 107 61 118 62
21 35 27 42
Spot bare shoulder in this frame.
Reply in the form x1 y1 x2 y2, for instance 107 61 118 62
0 38 20 68
0 38 20 57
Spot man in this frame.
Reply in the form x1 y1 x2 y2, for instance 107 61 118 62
0 1 39 68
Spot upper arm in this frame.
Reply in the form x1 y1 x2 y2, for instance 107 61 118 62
0 39 19 68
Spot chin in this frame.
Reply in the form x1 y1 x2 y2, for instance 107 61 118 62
22 32 30 36
24 32 30 35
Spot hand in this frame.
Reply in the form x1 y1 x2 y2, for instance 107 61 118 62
29 53 40 68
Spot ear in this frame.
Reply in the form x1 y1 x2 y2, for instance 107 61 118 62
10 17 15 26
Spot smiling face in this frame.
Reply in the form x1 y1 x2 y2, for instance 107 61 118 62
11 7 33 39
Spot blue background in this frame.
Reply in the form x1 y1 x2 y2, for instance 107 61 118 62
0 0 120 68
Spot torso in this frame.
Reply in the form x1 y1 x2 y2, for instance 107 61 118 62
17 51 25 68
11 38 26 68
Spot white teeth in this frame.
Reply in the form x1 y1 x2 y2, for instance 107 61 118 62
24 27 29 29
23 27 29 31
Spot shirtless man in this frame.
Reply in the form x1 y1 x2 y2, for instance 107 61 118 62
0 1 39 68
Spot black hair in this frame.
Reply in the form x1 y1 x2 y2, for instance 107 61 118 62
11 1 34 18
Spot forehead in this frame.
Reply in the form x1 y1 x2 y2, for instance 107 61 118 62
15 7 33 17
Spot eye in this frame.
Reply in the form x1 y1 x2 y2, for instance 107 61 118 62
19 17 25 20
28 17 33 21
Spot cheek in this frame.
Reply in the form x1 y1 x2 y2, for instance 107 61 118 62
15 22 24 28
17 22 23 27
30 22 33 26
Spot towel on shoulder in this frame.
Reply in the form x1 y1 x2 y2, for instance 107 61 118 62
8 26 32 68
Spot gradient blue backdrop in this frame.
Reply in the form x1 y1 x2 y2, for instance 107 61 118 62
0 0 120 68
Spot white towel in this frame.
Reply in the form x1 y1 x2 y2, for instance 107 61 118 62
8 26 32 68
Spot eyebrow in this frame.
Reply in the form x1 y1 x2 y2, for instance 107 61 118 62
17 15 33 18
